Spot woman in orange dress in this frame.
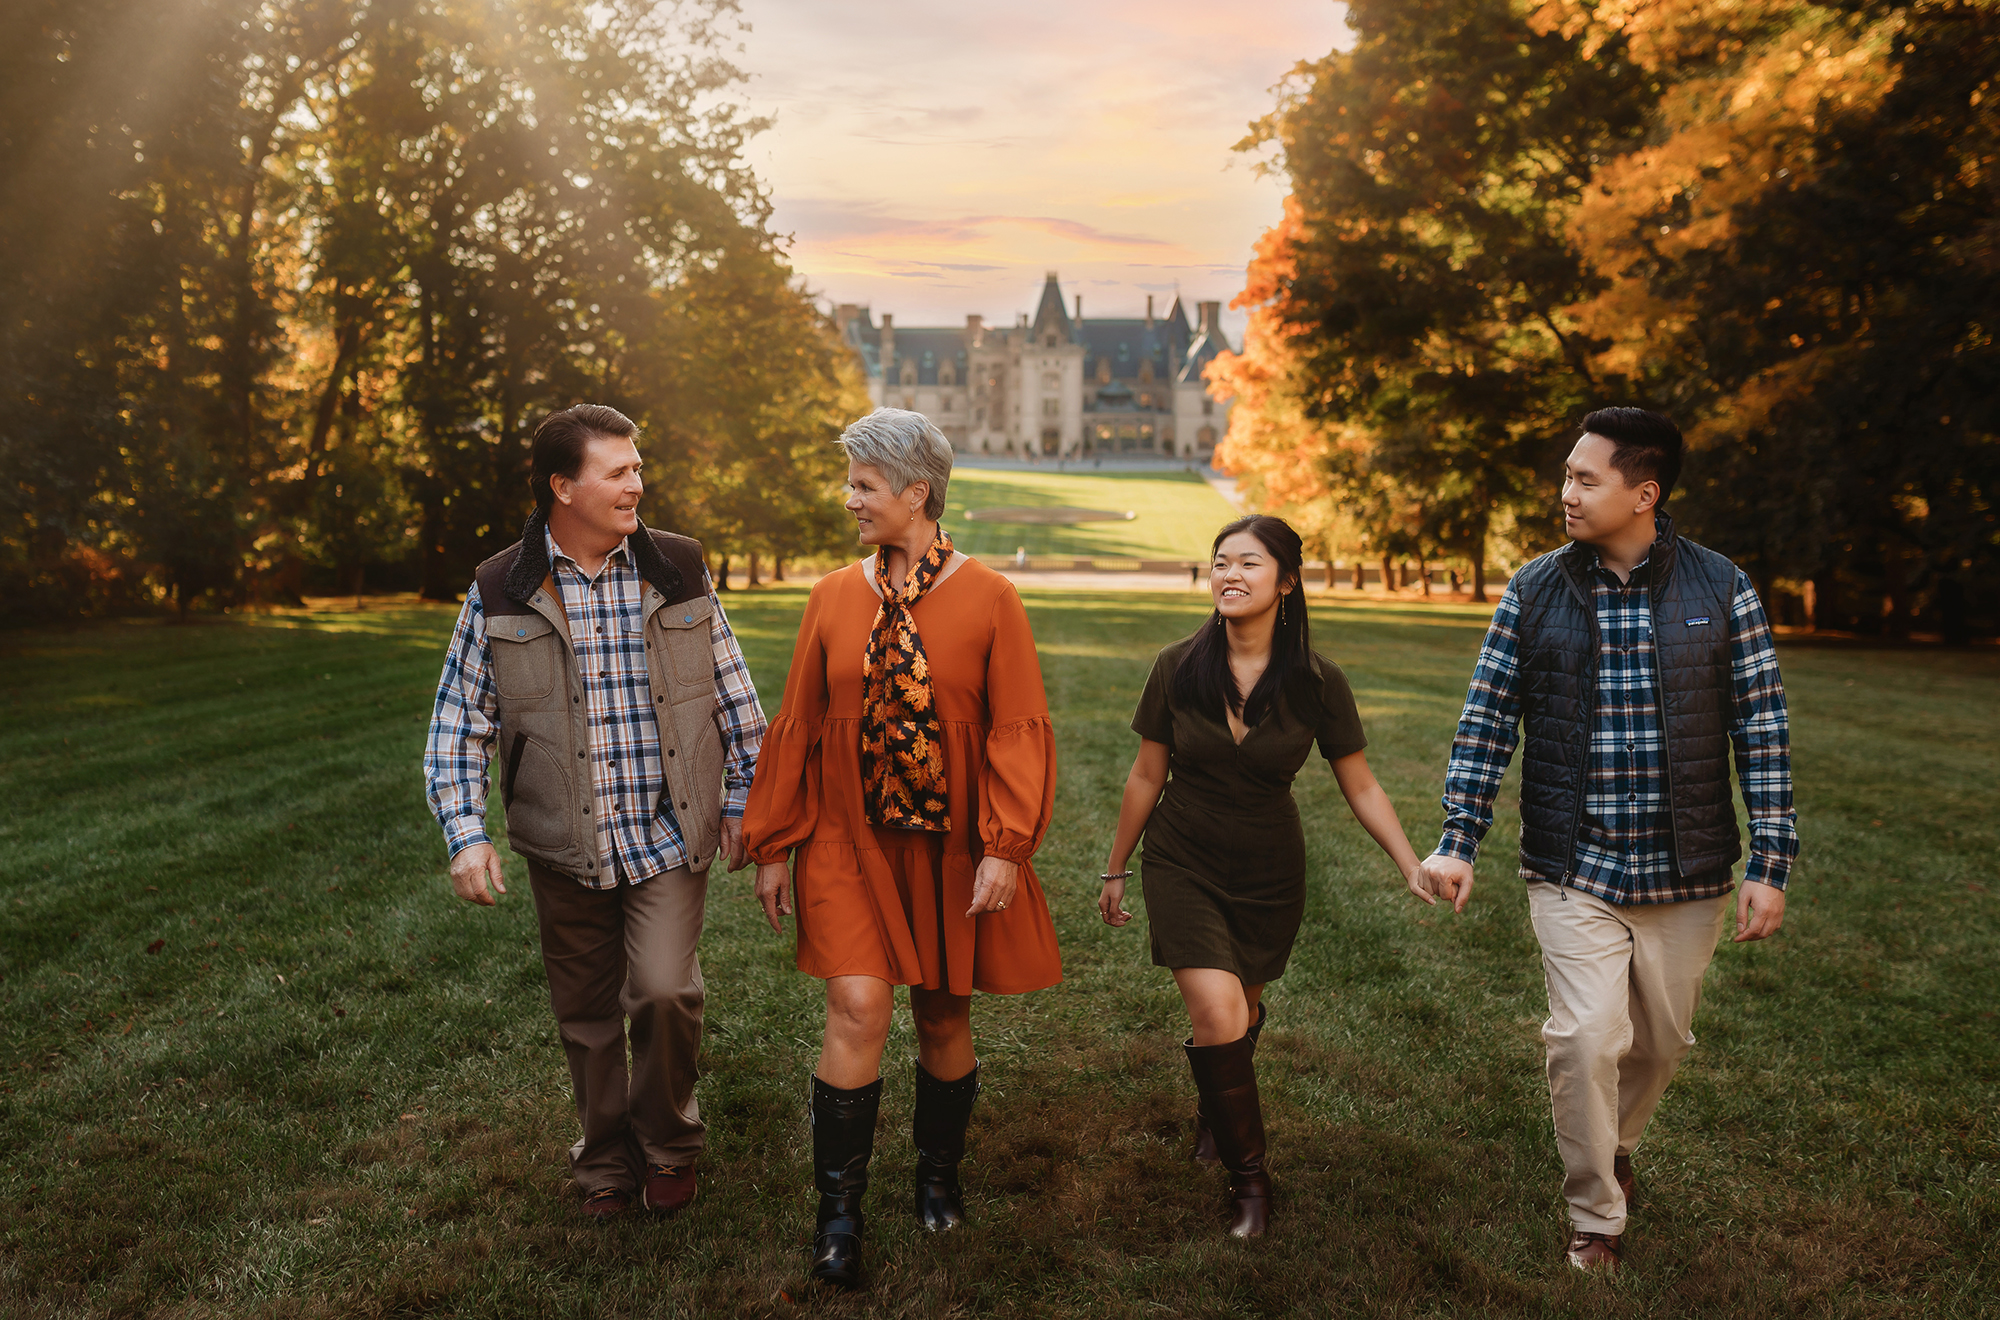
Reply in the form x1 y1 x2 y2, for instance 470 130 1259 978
743 408 1062 1289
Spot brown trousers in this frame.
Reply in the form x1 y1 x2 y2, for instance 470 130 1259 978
527 859 707 1194
1528 883 1732 1235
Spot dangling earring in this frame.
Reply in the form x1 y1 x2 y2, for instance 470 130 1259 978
1214 612 1223 627
1279 593 1286 624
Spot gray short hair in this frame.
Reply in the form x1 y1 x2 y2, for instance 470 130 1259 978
837 408 953 520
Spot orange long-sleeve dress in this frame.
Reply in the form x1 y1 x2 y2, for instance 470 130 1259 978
743 557 1063 996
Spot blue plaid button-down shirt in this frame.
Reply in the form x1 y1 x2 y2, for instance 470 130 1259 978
1437 541 1798 905
424 528 765 888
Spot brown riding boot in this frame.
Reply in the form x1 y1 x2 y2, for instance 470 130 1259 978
1185 1033 1270 1238
1193 1002 1264 1165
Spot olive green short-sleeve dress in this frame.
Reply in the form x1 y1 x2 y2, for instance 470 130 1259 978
1130 637 1367 983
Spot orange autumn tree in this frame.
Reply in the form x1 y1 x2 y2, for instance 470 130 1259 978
1538 0 2000 638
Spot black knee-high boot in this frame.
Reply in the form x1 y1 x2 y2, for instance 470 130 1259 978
810 1075 881 1288
1185 1033 1270 1238
912 1060 979 1231
1194 1002 1265 1164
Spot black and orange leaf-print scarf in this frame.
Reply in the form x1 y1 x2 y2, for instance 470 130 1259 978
860 529 954 832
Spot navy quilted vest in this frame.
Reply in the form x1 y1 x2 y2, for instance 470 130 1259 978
1511 516 1744 882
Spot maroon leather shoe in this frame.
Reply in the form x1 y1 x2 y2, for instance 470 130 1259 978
644 1163 698 1217
1566 1229 1623 1272
581 1186 632 1220
1613 1154 1635 1209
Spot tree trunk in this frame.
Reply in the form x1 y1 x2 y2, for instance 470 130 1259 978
1352 558 1364 591
1381 554 1395 592
1471 539 1489 604
716 554 731 591
1419 556 1432 597
773 556 786 582
747 551 761 587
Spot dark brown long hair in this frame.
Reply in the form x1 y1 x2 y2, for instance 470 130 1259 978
1172 515 1313 728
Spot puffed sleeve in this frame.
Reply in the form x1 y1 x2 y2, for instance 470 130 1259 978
977 581 1056 865
743 581 830 865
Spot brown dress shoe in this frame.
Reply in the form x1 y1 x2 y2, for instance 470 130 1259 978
581 1186 632 1220
1613 1154 1635 1209
644 1163 698 1217
1566 1229 1622 1272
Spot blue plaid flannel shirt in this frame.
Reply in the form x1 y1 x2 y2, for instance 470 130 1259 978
424 527 765 888
1437 544 1798 905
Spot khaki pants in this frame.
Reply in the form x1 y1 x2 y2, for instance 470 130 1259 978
1528 882 1730 1235
528 860 707 1194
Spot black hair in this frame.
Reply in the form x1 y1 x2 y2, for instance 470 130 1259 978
530 404 638 510
1172 515 1313 728
1580 406 1684 504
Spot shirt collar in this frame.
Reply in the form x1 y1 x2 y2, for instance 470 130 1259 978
1583 511 1672 585
544 525 632 574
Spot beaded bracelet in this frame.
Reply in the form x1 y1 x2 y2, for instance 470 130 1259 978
1099 870 1134 881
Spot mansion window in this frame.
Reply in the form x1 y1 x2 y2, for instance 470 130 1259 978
902 364 918 385
1041 372 1060 390
1041 398 1060 417
941 395 954 411
1202 397 1214 416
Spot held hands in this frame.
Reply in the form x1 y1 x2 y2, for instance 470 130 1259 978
967 857 1019 918
449 843 507 906
1417 853 1476 914
1734 879 1786 942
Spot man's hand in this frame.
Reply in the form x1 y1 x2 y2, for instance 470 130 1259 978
967 857 1020 917
754 860 792 934
1734 879 1786 942
720 818 747 871
1419 853 1476 914
449 843 507 906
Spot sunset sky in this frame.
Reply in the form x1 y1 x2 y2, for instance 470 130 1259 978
730 1 1353 339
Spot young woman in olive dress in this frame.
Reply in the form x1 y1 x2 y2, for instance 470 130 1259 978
1097 514 1435 1237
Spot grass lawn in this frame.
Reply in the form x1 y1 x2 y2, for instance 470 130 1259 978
2 588 1995 1318
941 469 1239 562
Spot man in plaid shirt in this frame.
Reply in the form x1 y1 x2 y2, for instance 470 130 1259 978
1420 408 1797 1274
424 405 765 1222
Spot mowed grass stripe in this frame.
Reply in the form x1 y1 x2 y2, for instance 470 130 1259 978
942 469 1238 562
1 592 1995 1317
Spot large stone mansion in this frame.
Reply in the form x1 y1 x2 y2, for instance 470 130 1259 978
834 272 1236 458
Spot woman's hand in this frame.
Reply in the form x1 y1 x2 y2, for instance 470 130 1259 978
1098 874 1132 927
1403 862 1437 907
753 860 793 933
967 857 1019 917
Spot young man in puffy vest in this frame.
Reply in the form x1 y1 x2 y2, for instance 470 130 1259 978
1420 408 1797 1272
423 404 766 1220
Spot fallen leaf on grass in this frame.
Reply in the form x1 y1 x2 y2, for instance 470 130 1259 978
400 1113 417 1122
145 939 165 954
121 1019 134 1036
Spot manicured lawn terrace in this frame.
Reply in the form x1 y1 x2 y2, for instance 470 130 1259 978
941 468 1238 563
2 590 1994 1317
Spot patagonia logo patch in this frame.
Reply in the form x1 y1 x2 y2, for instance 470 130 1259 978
1685 616 1712 626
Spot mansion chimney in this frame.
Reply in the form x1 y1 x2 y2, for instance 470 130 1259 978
1074 293 1082 329
1198 301 1221 336
964 313 984 348
1146 294 1155 328
880 314 895 375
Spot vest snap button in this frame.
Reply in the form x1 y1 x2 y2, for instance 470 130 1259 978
516 628 526 637
684 615 693 623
